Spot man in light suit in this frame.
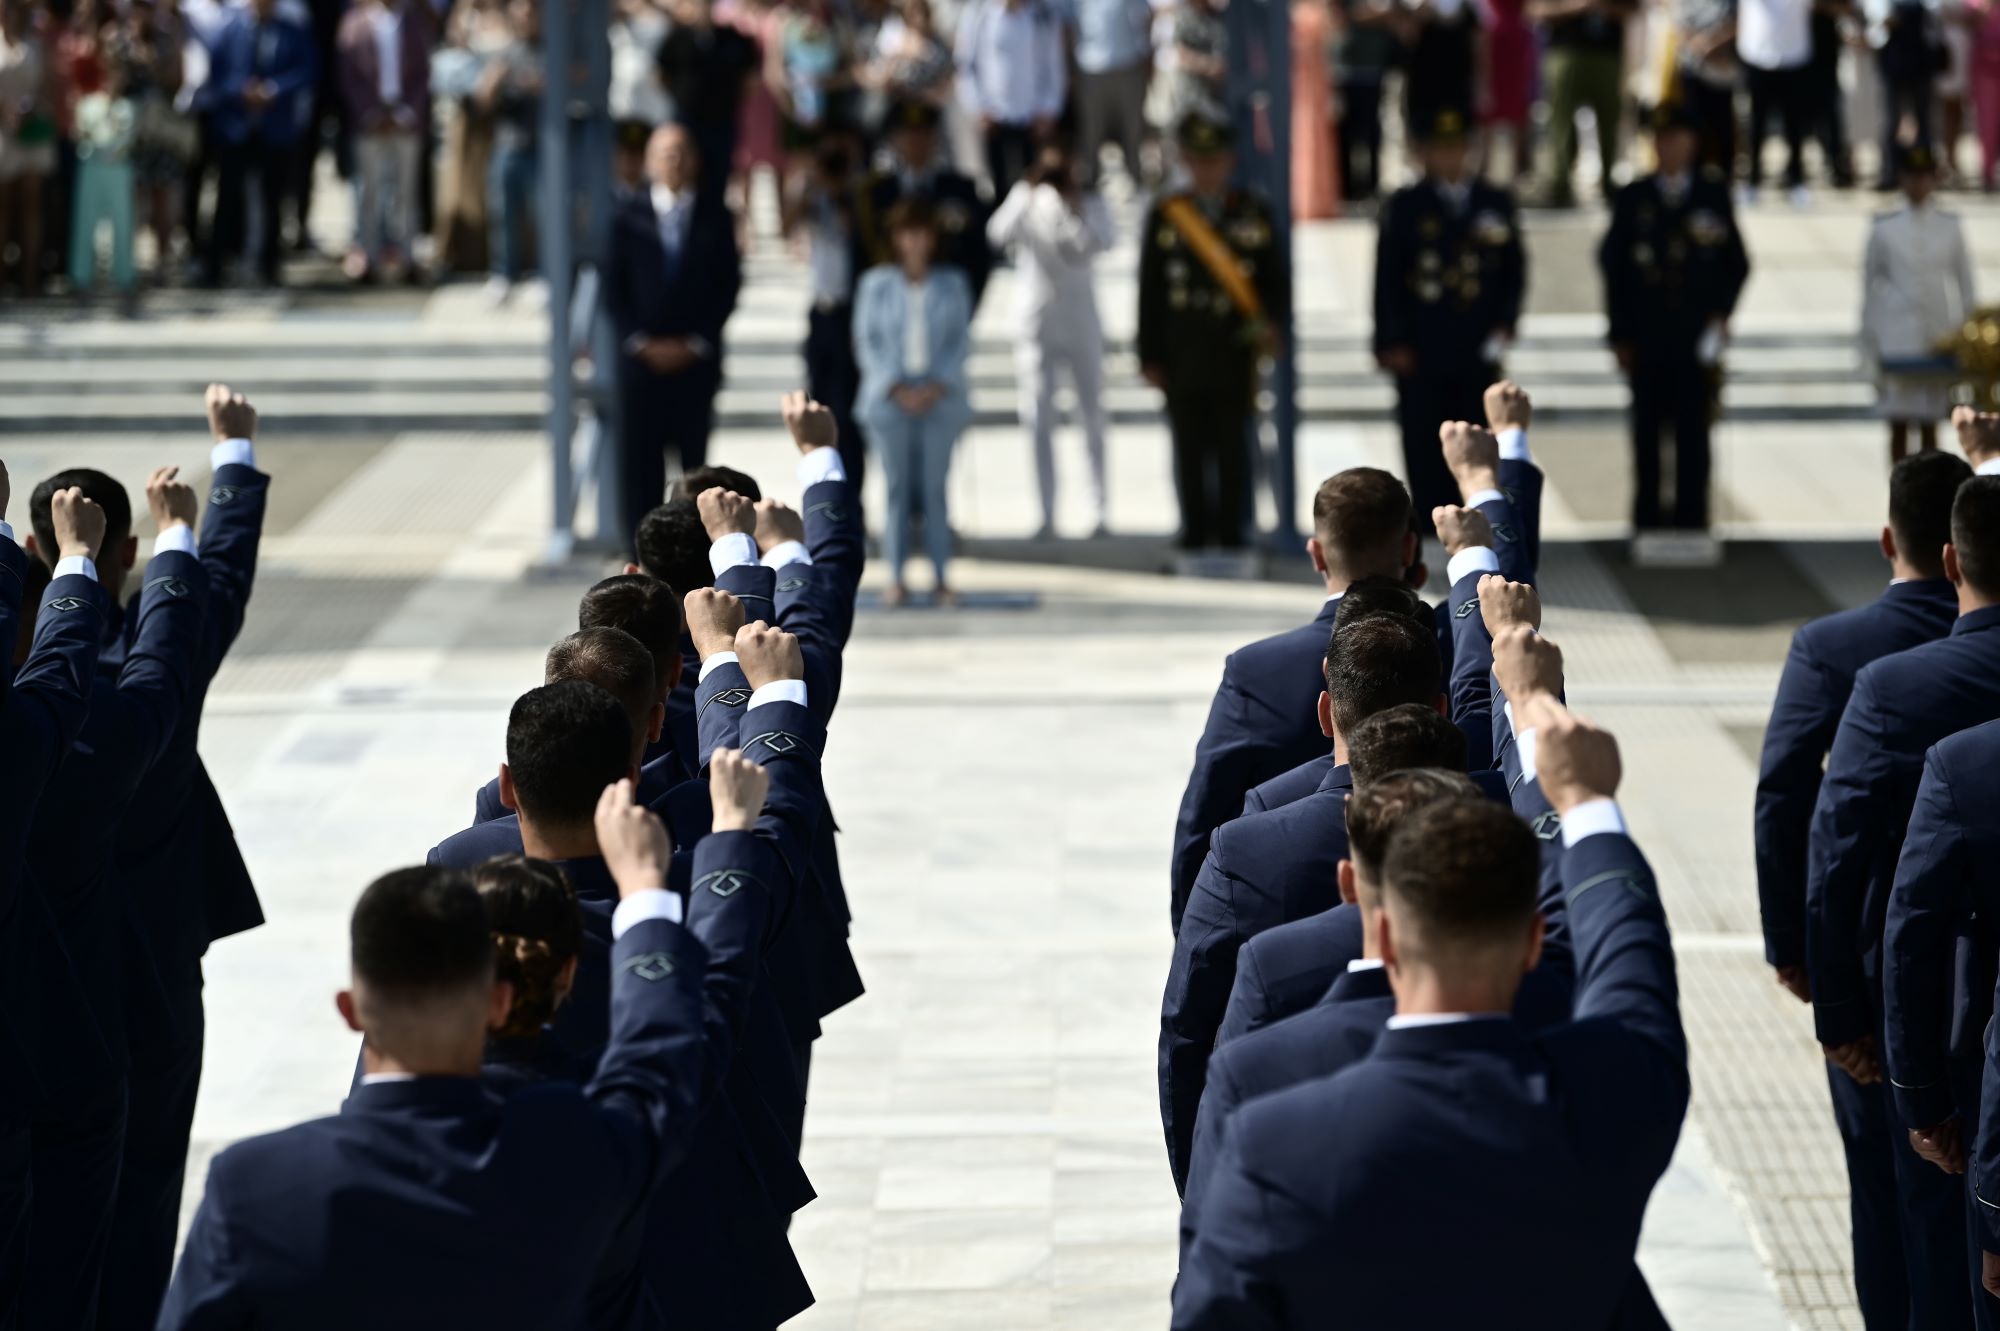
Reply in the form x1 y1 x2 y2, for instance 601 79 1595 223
1175 690 1688 1329
605 123 743 547
157 765 773 1329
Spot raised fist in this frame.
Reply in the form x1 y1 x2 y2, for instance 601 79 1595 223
1521 694 1621 814
684 587 745 662
51 487 107 561
1477 575 1542 636
1492 623 1563 706
146 465 199 532
697 486 757 541
1953 406 2000 467
782 390 838 453
594 779 674 900
205 383 258 442
1439 421 1501 494
1483 380 1532 433
754 499 806 555
707 748 771 833
1432 504 1494 559
734 622 804 690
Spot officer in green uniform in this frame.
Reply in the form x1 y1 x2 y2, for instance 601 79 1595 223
1137 114 1289 554
1373 107 1527 531
1598 100 1749 535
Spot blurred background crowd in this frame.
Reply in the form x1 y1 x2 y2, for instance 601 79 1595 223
0 0 1995 305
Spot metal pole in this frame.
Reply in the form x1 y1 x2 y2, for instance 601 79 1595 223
541 0 577 564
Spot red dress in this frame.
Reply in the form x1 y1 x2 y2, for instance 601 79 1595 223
1482 0 1536 126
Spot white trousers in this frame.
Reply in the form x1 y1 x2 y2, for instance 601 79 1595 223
1017 331 1108 528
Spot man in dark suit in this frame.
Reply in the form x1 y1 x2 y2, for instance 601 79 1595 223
157 765 773 1329
1373 110 1528 529
1808 475 2000 1330
1160 613 1446 1192
102 387 275 1331
605 123 744 546
1753 448 1967 1331
1174 699 1688 1329
854 101 993 307
20 466 213 1328
0 480 110 1323
200 0 320 286
1884 716 2000 1330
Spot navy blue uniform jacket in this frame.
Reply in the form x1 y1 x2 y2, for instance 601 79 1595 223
1172 828 1688 1329
1807 604 2000 1047
1755 578 1957 968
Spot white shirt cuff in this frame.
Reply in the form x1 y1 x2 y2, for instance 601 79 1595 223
1515 725 1538 784
761 540 813 569
698 651 739 682
707 532 760 577
153 522 198 556
1446 546 1501 586
797 447 847 487
1559 798 1626 847
1463 488 1504 510
1977 457 2000 478
0 520 12 543
211 437 257 470
1497 428 1530 463
610 887 685 938
53 554 99 582
747 680 808 710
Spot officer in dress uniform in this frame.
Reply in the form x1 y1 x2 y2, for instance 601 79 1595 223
1373 107 1526 533
1599 101 1749 546
853 100 993 308
1136 114 1288 558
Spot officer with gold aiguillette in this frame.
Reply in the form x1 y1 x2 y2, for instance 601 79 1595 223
1372 106 1527 532
1138 113 1289 562
1598 100 1748 551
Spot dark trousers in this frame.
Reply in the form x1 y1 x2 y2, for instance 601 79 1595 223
805 302 864 489
95 999 203 1331
1627 343 1713 531
1955 1052 2000 1331
1337 80 1384 199
1394 365 1491 533
692 119 737 204
1876 61 1936 186
1890 1052 1977 1331
0 1105 26 1331
24 1086 127 1328
1682 74 1738 176
984 122 1038 201
207 137 290 284
1166 386 1253 550
1827 1064 1911 1330
1745 63 1810 188
619 367 718 549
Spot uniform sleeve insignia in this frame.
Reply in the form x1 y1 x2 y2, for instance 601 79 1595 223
208 485 239 506
746 729 810 756
1531 810 1562 840
699 687 753 715
46 595 89 612
695 869 761 898
1454 598 1480 619
777 576 808 593
1493 522 1517 544
620 951 678 982
146 575 192 599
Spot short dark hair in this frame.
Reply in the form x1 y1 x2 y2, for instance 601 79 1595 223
1313 468 1411 570
1334 576 1428 635
884 197 937 235
351 866 494 1000
634 500 714 601
1345 768 1480 879
545 627 656 740
1890 451 1972 578
476 855 584 1039
579 575 683 693
1381 798 1540 949
28 468 132 568
505 681 633 827
1323 613 1443 739
676 466 762 503
1347 703 1468 786
1952 476 2000 596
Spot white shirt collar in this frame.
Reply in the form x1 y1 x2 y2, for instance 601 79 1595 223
359 1071 418 1085
1346 957 1385 973
1384 1011 1509 1030
650 184 693 216
1976 457 2000 477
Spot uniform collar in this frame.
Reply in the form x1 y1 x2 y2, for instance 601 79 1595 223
1951 604 2000 637
342 1076 491 1116
1325 963 1394 1006
1314 762 1354 796
1313 595 1342 625
1882 576 1955 604
1371 1015 1526 1060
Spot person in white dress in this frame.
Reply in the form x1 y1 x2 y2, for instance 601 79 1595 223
1860 143 1978 462
986 140 1116 538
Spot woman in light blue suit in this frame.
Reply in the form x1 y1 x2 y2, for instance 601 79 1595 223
853 198 974 607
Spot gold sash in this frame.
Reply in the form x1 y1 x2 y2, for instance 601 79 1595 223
1161 196 1266 328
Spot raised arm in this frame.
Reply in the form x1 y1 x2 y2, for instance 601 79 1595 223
114 468 214 768
194 385 272 678
1484 381 1542 576
684 588 753 771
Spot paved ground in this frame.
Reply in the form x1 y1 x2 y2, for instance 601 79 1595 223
8 176 2000 1328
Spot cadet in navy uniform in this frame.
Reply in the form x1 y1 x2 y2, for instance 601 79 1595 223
1160 613 1447 1192
1136 114 1287 555
0 481 110 1325
1598 102 1750 538
1753 448 1968 1331
157 767 772 1330
16 465 212 1328
1808 475 2000 1329
852 101 993 309
103 386 275 1331
1174 698 1689 1329
1884 716 2000 1330
1373 109 1527 531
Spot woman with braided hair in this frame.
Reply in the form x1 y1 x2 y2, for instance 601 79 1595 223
475 854 589 1090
